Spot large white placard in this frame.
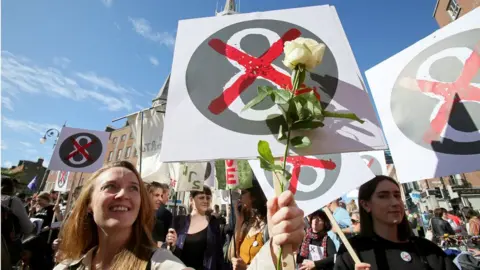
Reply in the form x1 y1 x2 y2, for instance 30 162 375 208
160 5 386 162
249 153 375 216
365 8 480 183
49 127 109 173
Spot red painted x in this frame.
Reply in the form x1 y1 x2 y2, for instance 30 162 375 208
66 138 96 160
208 28 320 115
280 156 337 194
416 46 480 143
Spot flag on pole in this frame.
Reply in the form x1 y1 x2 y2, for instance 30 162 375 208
174 163 205 192
27 176 37 191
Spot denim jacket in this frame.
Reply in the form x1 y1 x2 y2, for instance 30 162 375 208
173 215 224 270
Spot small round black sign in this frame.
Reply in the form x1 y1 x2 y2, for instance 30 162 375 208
59 132 103 168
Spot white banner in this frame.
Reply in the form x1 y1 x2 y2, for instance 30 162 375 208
54 171 70 192
127 108 170 183
358 151 387 176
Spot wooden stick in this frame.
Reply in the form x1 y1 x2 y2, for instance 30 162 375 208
272 169 294 270
322 207 361 264
48 195 61 243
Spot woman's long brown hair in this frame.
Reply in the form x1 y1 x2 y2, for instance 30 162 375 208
57 161 155 269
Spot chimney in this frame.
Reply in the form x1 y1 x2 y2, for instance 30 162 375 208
38 158 44 166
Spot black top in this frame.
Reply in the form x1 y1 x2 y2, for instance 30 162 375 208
153 204 172 242
34 205 54 226
180 227 208 270
334 235 458 270
297 236 336 270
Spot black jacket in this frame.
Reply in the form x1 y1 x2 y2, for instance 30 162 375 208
431 217 455 236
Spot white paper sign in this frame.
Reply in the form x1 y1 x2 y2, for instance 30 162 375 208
160 5 386 162
127 108 167 183
49 127 109 173
365 8 480 183
175 163 206 192
54 171 70 192
309 245 324 261
250 153 375 216
358 151 387 175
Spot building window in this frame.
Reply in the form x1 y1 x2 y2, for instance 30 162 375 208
112 137 118 143
116 149 123 160
447 0 461 20
107 151 113 161
134 148 139 157
125 146 132 158
121 134 127 141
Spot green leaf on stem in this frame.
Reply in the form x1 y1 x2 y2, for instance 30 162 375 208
272 89 293 105
258 140 275 164
242 86 273 112
323 110 365 124
290 136 311 148
291 119 324 130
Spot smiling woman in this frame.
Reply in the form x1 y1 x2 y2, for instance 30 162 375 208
54 161 187 270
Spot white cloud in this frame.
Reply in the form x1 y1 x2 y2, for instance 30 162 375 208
114 22 121 30
101 0 113 7
53 57 71 69
128 17 175 47
149 56 159 66
76 72 139 95
1 140 7 150
2 96 14 111
19 141 33 148
4 161 13 168
1 51 133 111
1 116 62 136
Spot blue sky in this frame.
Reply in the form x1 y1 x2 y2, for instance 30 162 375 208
1 0 439 168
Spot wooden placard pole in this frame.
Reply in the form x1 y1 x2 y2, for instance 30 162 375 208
322 207 361 264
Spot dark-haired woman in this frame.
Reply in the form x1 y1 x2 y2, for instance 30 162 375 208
334 175 458 270
227 181 269 270
167 186 224 270
297 210 336 270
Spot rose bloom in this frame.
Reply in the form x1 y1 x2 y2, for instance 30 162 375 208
283 37 326 71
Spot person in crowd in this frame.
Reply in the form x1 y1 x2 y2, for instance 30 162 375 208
167 186 223 270
1 177 35 265
335 175 458 270
462 208 480 236
213 204 221 218
50 190 59 202
327 198 353 250
347 199 358 214
147 181 170 247
443 209 463 234
350 212 361 236
297 210 336 270
227 181 270 270
431 208 456 243
155 183 173 245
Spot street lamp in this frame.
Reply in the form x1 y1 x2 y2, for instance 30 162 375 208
40 128 61 146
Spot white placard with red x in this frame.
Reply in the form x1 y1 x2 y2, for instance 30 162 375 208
160 5 386 162
249 152 375 216
49 127 110 173
365 8 480 183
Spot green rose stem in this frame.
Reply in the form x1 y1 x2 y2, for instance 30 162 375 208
277 64 305 270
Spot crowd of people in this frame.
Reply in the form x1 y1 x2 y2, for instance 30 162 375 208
2 161 480 269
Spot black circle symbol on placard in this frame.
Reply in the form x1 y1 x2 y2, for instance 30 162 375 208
361 154 383 175
263 154 342 201
204 162 212 181
186 19 339 135
59 132 103 168
391 29 480 155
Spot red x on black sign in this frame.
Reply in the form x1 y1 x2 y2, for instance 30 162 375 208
186 19 339 136
59 132 103 168
391 29 480 155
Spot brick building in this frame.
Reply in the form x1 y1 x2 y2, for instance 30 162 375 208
433 0 480 28
4 158 47 193
43 123 138 192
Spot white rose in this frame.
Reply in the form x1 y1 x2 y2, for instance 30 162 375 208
282 37 326 70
